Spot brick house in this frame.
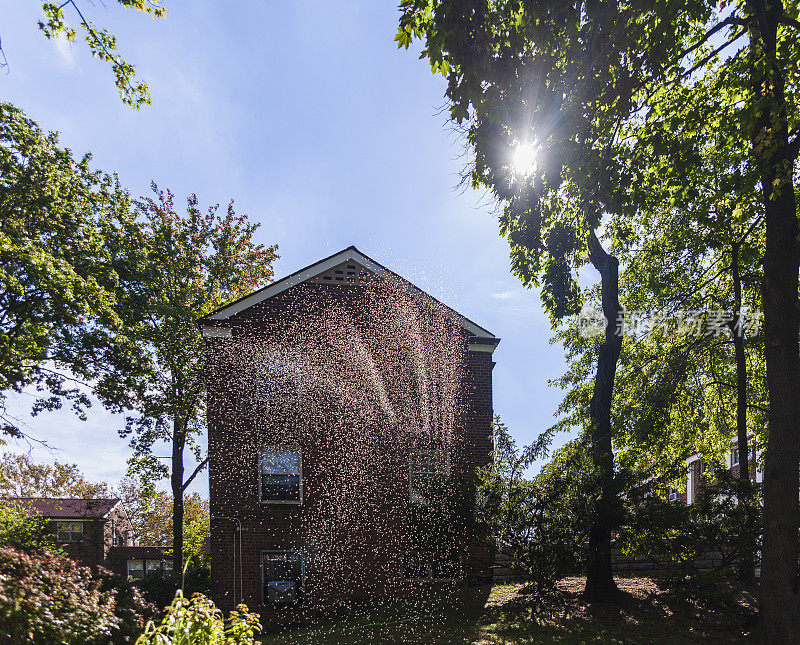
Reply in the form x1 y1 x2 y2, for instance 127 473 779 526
684 438 763 504
5 497 169 579
199 247 499 614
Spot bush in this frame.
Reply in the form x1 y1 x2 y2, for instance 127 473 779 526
0 499 62 553
136 590 261 644
476 422 600 596
618 471 762 577
136 566 212 610
97 567 158 643
0 547 154 644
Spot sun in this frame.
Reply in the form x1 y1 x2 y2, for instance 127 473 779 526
512 141 537 176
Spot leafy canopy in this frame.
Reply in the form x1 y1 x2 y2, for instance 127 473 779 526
0 102 141 437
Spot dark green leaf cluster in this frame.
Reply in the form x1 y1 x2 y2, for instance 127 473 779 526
476 417 606 595
0 102 141 437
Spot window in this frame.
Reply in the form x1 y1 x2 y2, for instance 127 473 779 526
128 559 144 580
127 559 172 580
55 521 84 543
402 550 461 581
731 448 740 467
408 449 449 505
260 448 302 503
262 550 304 605
668 487 679 502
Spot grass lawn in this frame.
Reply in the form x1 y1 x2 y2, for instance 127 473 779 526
259 576 755 644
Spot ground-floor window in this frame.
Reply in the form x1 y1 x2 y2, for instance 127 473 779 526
127 559 174 580
402 550 462 581
262 550 304 605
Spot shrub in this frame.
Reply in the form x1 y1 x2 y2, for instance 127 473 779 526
0 499 62 553
136 565 212 610
0 547 154 644
136 590 261 644
476 422 600 596
618 471 762 578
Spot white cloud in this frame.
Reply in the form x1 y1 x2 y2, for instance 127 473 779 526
52 35 77 69
490 291 516 300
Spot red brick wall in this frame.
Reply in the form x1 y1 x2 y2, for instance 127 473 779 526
59 519 106 568
204 282 495 612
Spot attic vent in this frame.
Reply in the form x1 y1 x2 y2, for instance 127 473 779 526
310 260 371 286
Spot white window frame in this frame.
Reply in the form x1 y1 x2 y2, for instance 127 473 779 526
55 520 84 543
259 446 303 505
128 559 172 579
408 449 450 506
730 447 740 467
668 487 679 502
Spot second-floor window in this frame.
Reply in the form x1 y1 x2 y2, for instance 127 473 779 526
731 448 740 467
56 521 84 543
260 448 302 503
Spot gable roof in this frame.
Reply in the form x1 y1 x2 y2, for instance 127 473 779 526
199 246 496 338
5 497 121 519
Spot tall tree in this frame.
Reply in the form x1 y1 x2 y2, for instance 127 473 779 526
117 477 208 552
0 102 140 439
116 184 278 572
398 2 800 631
397 0 705 601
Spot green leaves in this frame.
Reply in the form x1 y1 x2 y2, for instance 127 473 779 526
37 1 166 109
0 102 138 436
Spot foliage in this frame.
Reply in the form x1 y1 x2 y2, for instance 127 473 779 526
135 567 211 611
112 183 277 569
118 478 210 552
135 590 261 645
0 451 112 498
618 471 763 579
36 0 166 108
476 418 605 596
0 102 142 438
183 508 211 568
0 499 61 553
0 546 154 644
96 566 159 644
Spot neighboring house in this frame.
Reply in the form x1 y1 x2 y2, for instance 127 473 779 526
684 438 763 505
199 246 499 614
4 497 170 579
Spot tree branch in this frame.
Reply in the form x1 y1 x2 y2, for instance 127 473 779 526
181 457 208 492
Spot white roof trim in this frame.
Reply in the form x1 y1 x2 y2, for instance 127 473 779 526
205 247 496 338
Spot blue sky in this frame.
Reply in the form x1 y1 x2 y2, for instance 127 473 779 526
3 1 573 494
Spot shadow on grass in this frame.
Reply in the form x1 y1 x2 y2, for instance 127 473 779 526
259 576 755 644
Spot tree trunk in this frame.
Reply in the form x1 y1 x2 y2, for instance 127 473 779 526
729 242 756 586
171 419 185 574
583 231 622 601
747 1 800 640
